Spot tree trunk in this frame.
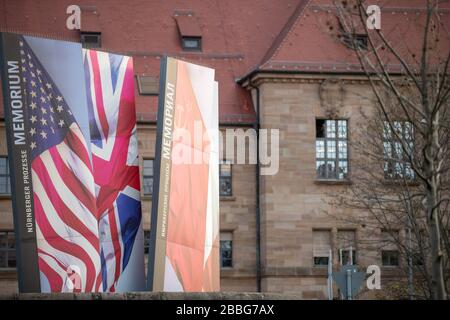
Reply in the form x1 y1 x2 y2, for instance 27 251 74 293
426 114 447 299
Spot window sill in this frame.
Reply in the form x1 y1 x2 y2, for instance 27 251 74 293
381 180 420 187
0 268 17 279
220 196 236 201
0 194 12 200
381 265 400 268
314 179 352 185
220 267 234 273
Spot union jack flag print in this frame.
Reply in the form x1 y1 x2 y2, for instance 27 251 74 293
83 49 144 292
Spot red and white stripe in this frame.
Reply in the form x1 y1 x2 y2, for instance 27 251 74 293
33 123 102 292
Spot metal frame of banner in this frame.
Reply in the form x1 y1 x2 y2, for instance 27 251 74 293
0 33 41 292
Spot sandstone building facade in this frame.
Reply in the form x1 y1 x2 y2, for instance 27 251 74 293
0 0 447 298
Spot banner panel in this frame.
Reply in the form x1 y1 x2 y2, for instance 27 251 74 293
83 49 145 292
0 33 144 292
148 57 219 292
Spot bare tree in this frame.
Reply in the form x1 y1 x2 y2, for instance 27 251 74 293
323 0 449 299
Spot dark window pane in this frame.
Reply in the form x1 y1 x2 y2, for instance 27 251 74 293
382 250 399 266
219 162 232 196
81 32 101 49
316 119 326 138
0 231 15 269
0 157 11 195
339 250 357 265
314 256 329 266
143 231 151 254
143 159 154 196
182 37 201 51
220 177 232 196
220 240 232 268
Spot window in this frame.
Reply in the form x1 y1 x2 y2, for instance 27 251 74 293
337 230 356 265
220 160 232 196
174 14 202 52
182 37 202 51
137 75 159 95
143 230 151 254
316 119 348 180
341 34 368 50
143 159 154 196
220 232 233 268
313 230 331 266
81 32 101 49
381 230 400 266
0 157 11 194
383 121 415 179
0 231 15 269
382 251 399 267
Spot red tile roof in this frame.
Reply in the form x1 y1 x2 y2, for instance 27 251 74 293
246 0 450 76
1 0 448 122
0 0 301 123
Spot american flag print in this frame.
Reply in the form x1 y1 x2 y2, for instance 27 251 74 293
20 38 102 292
83 49 144 292
16 36 144 293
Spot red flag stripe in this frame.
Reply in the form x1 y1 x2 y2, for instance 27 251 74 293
38 256 64 292
89 51 110 141
32 156 99 250
47 147 97 217
33 191 98 291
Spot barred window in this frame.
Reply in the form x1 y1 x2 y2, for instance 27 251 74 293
143 159 154 196
381 230 400 266
220 160 232 196
337 230 357 265
0 157 11 194
0 231 16 269
316 120 348 180
220 232 233 268
383 121 415 179
143 230 151 254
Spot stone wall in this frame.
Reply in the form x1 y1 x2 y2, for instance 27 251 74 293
0 123 258 294
0 292 301 300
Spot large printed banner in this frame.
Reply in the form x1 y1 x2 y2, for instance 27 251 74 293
0 33 144 293
148 57 220 292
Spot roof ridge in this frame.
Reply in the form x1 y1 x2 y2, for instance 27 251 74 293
258 0 312 69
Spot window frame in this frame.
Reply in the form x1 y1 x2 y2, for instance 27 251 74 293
136 75 159 96
220 232 233 269
316 119 349 180
341 33 368 50
0 156 11 195
382 121 415 180
382 250 400 267
80 32 102 49
219 160 232 197
142 158 154 196
143 230 151 255
0 230 16 269
312 229 332 267
181 36 202 51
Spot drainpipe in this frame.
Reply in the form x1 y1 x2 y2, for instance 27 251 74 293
249 79 262 292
